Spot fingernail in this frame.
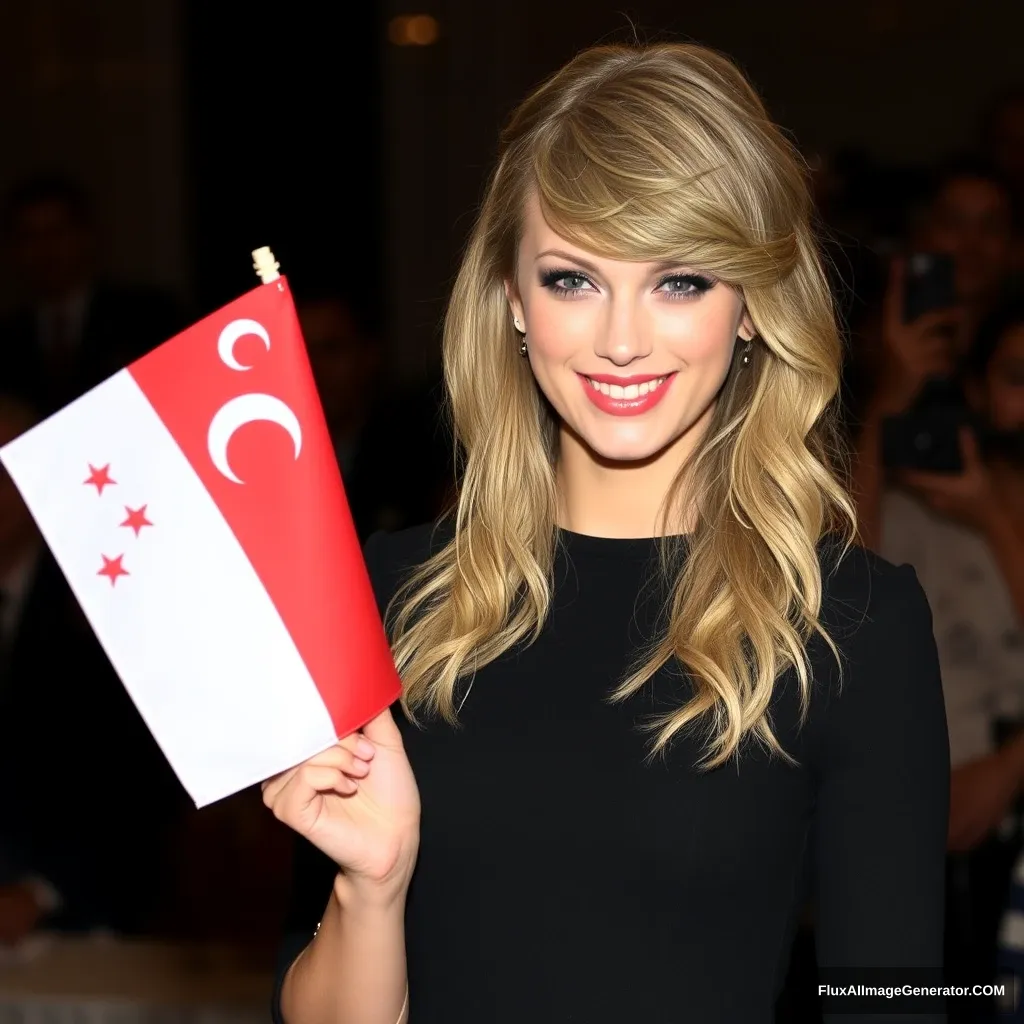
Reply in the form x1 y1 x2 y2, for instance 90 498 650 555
356 738 375 759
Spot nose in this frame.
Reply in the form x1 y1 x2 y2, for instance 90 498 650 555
591 298 652 366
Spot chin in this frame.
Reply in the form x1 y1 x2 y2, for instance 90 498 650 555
572 420 684 464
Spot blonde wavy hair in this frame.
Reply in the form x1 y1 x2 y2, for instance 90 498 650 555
387 42 857 768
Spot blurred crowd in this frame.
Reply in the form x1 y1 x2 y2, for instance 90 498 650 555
0 83 1023 1023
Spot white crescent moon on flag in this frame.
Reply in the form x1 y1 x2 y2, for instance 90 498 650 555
207 393 303 484
217 319 271 371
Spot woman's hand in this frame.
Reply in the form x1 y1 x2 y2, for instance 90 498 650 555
262 707 421 904
874 258 961 416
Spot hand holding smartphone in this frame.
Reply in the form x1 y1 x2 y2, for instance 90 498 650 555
877 253 963 472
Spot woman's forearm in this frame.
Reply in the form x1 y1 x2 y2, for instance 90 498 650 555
280 876 409 1024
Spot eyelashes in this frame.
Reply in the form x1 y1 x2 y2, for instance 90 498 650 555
538 267 717 300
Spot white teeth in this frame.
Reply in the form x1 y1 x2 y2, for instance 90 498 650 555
586 375 667 398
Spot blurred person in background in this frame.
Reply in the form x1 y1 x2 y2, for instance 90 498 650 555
853 159 1018 550
295 291 453 540
0 392 185 944
0 394 64 944
915 159 1019 348
982 86 1024 279
873 303 1024 1017
982 88 1024 220
0 175 185 416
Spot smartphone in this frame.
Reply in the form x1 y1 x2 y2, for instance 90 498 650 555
881 407 964 473
903 252 955 322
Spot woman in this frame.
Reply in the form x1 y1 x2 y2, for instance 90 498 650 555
264 42 949 1023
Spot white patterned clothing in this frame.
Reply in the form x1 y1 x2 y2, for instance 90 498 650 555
880 488 1024 769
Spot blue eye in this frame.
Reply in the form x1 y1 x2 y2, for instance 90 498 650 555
656 274 716 299
539 269 593 296
538 267 717 299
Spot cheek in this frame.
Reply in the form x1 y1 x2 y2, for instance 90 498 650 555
655 301 737 369
523 298 594 359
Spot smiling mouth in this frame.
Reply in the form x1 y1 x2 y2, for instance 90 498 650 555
580 374 674 399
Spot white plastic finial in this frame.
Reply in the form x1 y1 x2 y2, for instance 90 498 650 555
252 246 281 284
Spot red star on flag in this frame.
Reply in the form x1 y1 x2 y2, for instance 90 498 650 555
84 464 116 495
98 554 129 586
121 505 153 537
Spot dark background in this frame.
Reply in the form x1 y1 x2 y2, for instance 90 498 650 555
2 0 1022 377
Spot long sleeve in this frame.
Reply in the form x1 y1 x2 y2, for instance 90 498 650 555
812 563 950 1021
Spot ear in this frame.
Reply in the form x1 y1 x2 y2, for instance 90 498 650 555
738 311 756 342
504 278 525 329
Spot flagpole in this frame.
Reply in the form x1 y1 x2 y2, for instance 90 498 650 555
252 246 281 284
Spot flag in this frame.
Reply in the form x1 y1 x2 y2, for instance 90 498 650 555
0 277 402 808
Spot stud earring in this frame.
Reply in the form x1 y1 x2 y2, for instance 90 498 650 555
513 317 523 332
741 340 752 365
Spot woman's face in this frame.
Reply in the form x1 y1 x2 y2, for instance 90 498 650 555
506 194 752 465
923 178 1014 305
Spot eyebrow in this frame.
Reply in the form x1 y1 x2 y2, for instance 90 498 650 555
535 249 601 273
534 248 694 275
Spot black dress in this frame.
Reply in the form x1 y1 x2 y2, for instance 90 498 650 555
273 523 949 1023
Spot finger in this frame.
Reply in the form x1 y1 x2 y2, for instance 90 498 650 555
262 742 348 803
262 742 373 806
317 744 372 778
338 731 377 761
292 764 359 796
912 307 962 334
270 766 358 822
262 763 304 804
959 427 980 466
361 706 404 747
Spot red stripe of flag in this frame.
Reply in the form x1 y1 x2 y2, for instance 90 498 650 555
127 278 399 736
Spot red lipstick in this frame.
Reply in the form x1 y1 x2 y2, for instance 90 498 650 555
576 371 677 417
